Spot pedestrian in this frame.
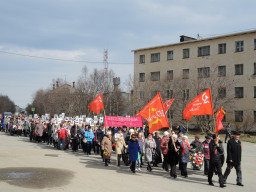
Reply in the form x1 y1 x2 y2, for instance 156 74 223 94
160 131 170 171
153 131 162 167
225 123 232 143
137 132 145 166
167 134 180 178
56 123 68 150
202 135 211 175
127 134 141 173
47 120 53 145
114 127 127 166
84 126 94 155
24 121 29 137
208 134 226 188
101 131 112 166
35 121 44 143
180 135 192 177
71 124 79 152
143 133 156 172
223 131 244 186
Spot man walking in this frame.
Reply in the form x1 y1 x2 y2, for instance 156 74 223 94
223 131 243 186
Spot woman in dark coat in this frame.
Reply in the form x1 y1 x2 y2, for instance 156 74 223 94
167 134 180 178
153 131 162 167
127 134 141 173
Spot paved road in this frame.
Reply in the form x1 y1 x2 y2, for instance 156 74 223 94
0 132 255 192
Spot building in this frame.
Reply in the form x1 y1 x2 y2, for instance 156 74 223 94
132 29 256 132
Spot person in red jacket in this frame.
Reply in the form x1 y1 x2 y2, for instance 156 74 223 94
160 131 170 171
57 123 68 150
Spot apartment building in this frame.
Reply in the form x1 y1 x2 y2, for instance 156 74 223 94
132 29 256 132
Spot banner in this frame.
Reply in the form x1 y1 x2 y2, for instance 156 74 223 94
163 98 174 113
104 116 143 127
183 88 214 120
89 93 104 114
136 93 169 133
216 106 226 132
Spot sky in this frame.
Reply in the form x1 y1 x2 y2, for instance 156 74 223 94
0 0 256 108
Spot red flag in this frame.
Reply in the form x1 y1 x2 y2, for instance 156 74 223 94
216 106 226 132
89 93 104 114
163 99 174 113
136 93 169 133
183 88 214 120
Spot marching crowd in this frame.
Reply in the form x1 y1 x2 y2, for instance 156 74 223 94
0 116 243 188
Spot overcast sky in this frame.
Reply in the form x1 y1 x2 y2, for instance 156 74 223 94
0 0 255 108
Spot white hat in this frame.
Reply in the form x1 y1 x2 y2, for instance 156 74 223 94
106 131 112 135
172 134 178 138
164 131 169 136
129 129 134 133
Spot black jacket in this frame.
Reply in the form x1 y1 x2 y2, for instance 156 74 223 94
167 138 180 165
209 140 223 162
226 138 241 165
47 123 52 135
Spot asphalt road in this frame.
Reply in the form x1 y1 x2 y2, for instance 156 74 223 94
0 132 255 192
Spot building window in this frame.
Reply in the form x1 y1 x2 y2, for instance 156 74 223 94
139 91 144 100
198 46 210 56
183 69 189 79
254 63 256 75
235 64 243 75
183 89 189 100
218 66 226 76
218 87 226 98
218 43 226 54
139 73 145 82
254 111 256 122
151 53 160 62
139 55 145 64
167 90 173 99
183 48 190 59
151 71 160 81
235 87 244 98
235 41 244 52
254 39 256 50
167 70 173 80
198 67 210 78
151 90 158 98
254 86 256 98
167 51 173 60
235 111 243 122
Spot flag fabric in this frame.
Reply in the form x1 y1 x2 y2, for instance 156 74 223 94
183 88 214 120
89 93 104 114
216 106 226 132
136 93 169 133
163 98 174 113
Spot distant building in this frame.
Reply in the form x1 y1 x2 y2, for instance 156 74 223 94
132 29 256 132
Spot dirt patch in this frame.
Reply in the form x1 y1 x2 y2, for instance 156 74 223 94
0 167 74 189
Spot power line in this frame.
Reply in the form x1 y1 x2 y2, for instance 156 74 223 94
0 50 133 65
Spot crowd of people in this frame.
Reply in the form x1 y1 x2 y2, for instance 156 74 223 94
0 116 243 188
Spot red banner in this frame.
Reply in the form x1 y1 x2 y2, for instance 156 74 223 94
136 93 169 133
89 93 104 114
183 88 214 120
163 98 174 113
104 116 143 127
216 106 226 132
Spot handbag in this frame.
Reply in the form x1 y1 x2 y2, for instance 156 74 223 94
83 137 87 143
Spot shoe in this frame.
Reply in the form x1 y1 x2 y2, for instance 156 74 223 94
209 182 214 186
220 184 226 188
135 168 138 171
132 170 135 173
173 175 177 179
138 168 141 171
237 183 244 186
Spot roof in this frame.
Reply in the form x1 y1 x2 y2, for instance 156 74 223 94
132 29 256 52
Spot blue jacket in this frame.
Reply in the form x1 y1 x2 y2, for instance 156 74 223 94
84 130 94 142
127 140 141 162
